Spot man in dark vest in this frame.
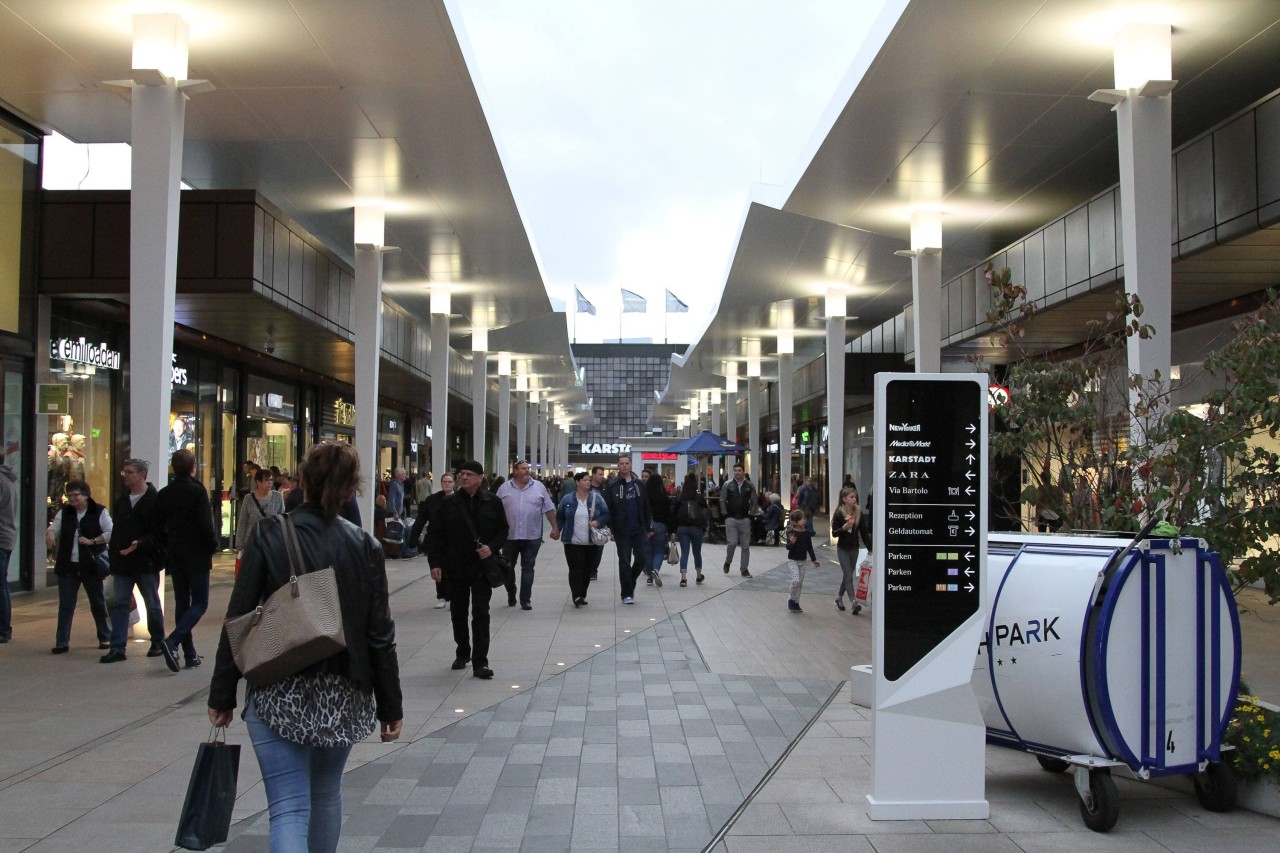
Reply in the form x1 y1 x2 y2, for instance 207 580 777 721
102 458 170 668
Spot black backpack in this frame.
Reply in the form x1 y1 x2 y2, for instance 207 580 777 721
682 498 705 527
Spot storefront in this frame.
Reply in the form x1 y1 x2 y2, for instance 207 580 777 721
46 324 122 507
377 409 406 480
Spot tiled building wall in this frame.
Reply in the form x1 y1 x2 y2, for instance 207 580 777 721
572 343 683 445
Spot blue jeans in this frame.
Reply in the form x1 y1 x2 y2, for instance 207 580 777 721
109 573 165 654
55 572 110 648
503 538 543 605
677 526 703 572
613 530 649 600
245 700 353 853
0 548 11 640
168 568 210 661
649 521 669 573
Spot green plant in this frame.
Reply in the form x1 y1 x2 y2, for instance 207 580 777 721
974 265 1280 603
1225 693 1280 786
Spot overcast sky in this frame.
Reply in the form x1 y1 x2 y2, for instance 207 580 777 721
451 1 886 344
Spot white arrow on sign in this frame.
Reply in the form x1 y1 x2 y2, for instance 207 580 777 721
965 583 975 593
966 526 975 536
964 551 975 561
965 486 975 496
966 439 976 449
966 423 976 433
964 470 975 480
965 567 974 577
965 454 976 465
966 511 976 521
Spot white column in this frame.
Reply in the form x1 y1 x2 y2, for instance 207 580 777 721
353 205 387 533
496 354 512 472
430 288 450 478
747 376 762 492
778 353 794 515
826 288 848 542
905 210 942 374
471 349 487 470
538 399 549 477
128 13 190 482
1111 23 1174 437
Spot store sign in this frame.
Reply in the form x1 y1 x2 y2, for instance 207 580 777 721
171 354 189 387
387 419 398 431
988 383 1009 410
641 452 677 461
579 442 632 455
333 397 356 427
50 336 121 370
265 392 284 410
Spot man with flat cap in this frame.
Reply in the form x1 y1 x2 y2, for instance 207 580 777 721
426 460 508 679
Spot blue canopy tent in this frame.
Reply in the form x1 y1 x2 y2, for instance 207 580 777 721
663 430 750 543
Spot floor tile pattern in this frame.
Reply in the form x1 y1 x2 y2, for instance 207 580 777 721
219 613 838 852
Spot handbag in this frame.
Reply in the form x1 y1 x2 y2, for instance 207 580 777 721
93 547 111 579
458 500 512 588
667 539 679 565
222 515 346 687
587 495 610 547
174 726 241 850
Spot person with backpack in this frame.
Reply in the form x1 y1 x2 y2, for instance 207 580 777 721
674 473 709 586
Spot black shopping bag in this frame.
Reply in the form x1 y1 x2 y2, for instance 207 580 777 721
174 727 241 850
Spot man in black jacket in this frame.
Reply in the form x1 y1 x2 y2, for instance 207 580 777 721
604 454 651 604
102 458 170 668
719 462 756 578
155 449 219 669
426 460 507 679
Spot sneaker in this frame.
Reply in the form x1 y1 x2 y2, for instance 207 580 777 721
648 570 662 588
185 656 202 669
99 650 127 663
435 599 449 609
679 577 687 587
696 572 705 584
646 576 654 585
158 638 181 673
589 572 598 580
835 598 846 611
521 602 532 611
50 646 69 655
740 570 752 578
622 597 635 605
146 646 164 658
722 562 730 574
787 600 803 613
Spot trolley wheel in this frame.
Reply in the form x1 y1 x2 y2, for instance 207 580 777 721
1192 761 1238 812
1078 769 1120 833
1035 755 1070 773
851 603 863 615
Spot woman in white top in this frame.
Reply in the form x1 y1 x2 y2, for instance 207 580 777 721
236 468 286 557
554 472 611 608
46 480 112 653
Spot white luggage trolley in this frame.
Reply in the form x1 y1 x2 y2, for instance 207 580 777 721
972 526 1241 831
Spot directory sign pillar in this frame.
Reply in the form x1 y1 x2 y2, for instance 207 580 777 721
868 372 988 819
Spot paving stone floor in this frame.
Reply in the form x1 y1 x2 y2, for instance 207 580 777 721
218 612 838 853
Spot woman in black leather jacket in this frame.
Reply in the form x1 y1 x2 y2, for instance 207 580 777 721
208 441 402 852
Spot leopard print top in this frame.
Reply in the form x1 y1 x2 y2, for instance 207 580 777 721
251 671 377 747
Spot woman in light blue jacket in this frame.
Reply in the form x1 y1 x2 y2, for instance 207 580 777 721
555 472 611 608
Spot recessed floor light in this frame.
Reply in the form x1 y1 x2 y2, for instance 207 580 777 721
650 618 656 621
557 662 566 666
594 644 601 648
624 629 631 633
454 708 464 713
511 685 520 689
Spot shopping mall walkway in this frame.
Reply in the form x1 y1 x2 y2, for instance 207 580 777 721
1 525 1278 852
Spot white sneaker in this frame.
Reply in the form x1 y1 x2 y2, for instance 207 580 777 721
435 599 449 609
622 597 635 605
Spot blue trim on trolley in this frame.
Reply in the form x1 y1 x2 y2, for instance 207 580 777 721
1197 552 1207 762
985 547 1028 744
1153 553 1168 770
1092 550 1141 770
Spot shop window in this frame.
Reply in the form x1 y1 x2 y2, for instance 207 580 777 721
3 367 22 587
46 360 113 507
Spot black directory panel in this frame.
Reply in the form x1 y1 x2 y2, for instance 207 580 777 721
882 378 983 681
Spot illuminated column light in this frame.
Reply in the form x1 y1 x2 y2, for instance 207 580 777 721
910 210 942 251
133 13 189 80
430 285 451 316
724 360 738 392
498 352 512 376
1114 22 1172 91
776 302 794 355
826 286 847 319
354 205 385 248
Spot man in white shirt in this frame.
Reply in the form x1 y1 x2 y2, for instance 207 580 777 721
496 460 559 610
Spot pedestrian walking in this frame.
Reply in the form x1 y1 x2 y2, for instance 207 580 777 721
674 473 708 586
832 486 870 612
427 460 507 679
209 440 403 852
784 509 819 613
46 481 112 654
414 471 455 607
102 459 171 668
0 450 18 642
603 454 652 604
556 471 610 607
236 467 285 556
496 460 559 610
720 462 756 577
646 472 674 584
155 449 219 669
